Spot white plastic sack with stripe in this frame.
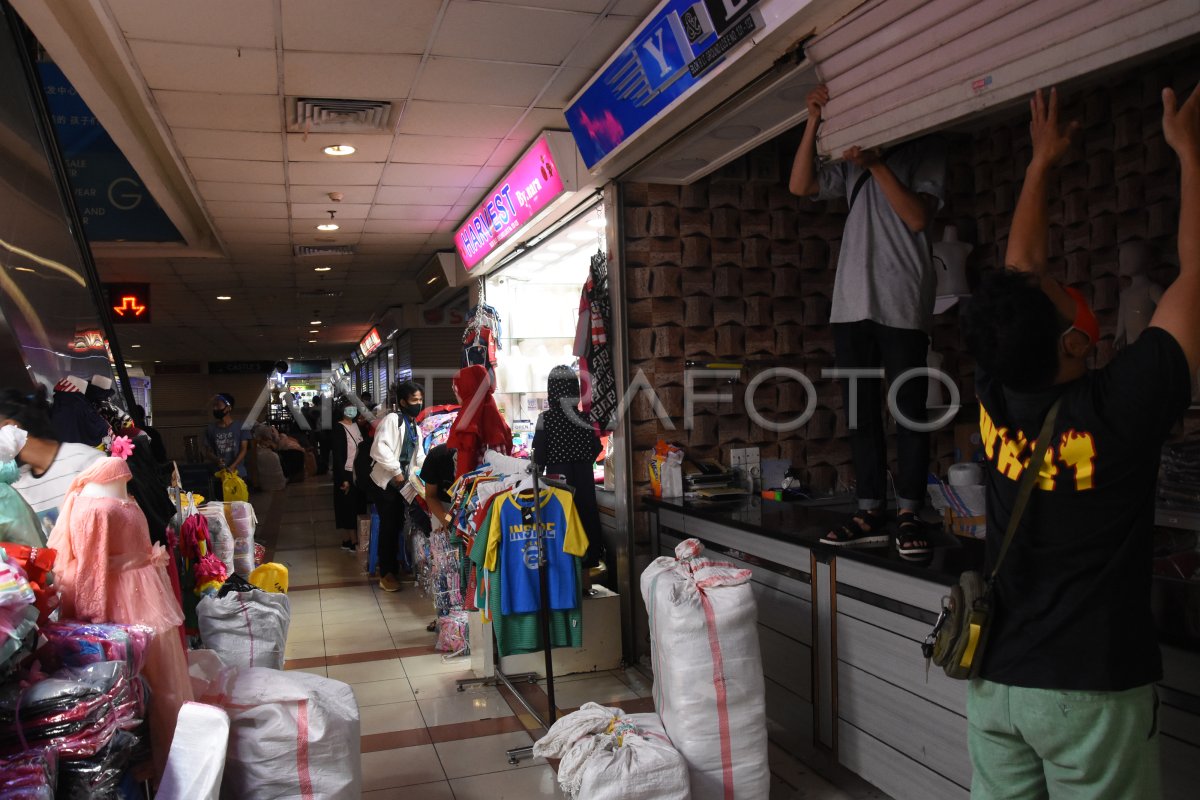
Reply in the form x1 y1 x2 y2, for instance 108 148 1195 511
199 667 361 800
641 538 767 800
533 703 689 800
196 590 290 669
155 701 229 800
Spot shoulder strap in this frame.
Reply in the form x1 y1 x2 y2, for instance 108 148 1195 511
848 169 872 211
988 397 1063 585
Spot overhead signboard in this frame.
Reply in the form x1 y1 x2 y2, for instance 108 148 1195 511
565 0 762 169
38 63 183 244
455 135 568 271
358 327 383 358
102 283 151 324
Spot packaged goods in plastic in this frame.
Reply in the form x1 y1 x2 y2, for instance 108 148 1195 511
199 667 361 800
225 502 257 576
533 703 690 800
196 590 289 669
156 701 229 800
198 506 236 576
0 748 58 799
641 539 768 800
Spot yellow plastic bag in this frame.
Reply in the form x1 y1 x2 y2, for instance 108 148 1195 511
249 562 289 594
217 469 249 502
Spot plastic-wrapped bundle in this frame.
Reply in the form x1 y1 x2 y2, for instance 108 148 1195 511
0 748 58 800
37 622 151 675
641 539 767 800
435 610 468 655
196 590 290 669
58 729 139 800
54 662 144 733
533 703 690 800
226 502 257 576
0 679 117 760
197 506 235 577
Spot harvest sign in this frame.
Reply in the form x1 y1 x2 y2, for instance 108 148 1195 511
455 136 566 271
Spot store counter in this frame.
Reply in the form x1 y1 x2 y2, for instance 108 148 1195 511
644 496 1200 800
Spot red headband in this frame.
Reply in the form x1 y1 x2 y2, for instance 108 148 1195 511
1061 285 1100 344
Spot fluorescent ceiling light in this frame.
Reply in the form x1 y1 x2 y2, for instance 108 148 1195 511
216 295 232 300
308 339 317 343
314 266 332 272
323 144 355 156
310 320 322 325
130 344 141 348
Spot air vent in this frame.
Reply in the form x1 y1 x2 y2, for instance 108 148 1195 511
294 245 355 257
289 98 395 134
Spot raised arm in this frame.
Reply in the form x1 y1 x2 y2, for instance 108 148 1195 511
1007 88 1080 311
788 85 829 197
843 146 937 232
1149 82 1200 374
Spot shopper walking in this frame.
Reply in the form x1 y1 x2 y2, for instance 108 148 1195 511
960 84 1200 799
369 381 423 592
331 402 365 551
789 85 945 557
203 393 250 478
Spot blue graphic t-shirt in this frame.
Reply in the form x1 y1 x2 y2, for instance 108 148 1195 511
488 489 588 615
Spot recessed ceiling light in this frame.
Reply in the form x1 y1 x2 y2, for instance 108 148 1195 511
323 144 355 156
309 329 319 333
130 344 141 348
308 339 317 343
314 266 332 272
316 223 339 231
154 360 161 363
216 295 232 300
310 320 322 325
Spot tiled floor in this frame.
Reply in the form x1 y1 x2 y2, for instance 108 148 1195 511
270 478 888 799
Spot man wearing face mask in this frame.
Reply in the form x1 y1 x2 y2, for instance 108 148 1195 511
331 401 365 551
202 393 251 479
369 381 424 592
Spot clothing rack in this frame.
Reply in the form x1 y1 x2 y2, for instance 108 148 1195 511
455 462 561 765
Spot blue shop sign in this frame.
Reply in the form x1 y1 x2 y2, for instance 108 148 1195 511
38 62 183 244
566 0 759 169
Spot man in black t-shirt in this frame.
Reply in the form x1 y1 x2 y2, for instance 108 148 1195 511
960 85 1200 798
419 444 457 530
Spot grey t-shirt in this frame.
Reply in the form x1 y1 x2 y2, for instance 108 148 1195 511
818 139 946 333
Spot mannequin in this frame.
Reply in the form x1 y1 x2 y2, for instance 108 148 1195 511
48 457 192 784
932 225 973 314
1115 241 1164 349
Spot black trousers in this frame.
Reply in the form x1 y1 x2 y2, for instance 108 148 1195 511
374 483 407 578
832 320 930 507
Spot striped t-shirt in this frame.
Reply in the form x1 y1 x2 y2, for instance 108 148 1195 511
12 442 104 539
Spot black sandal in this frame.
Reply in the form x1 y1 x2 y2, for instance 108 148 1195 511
895 512 933 559
823 511 889 547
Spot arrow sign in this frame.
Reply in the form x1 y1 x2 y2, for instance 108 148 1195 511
103 283 151 324
114 296 145 317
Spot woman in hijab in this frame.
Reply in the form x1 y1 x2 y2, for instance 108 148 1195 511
533 366 603 570
445 365 512 478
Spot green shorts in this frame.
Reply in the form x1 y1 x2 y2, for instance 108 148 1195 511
968 679 1160 800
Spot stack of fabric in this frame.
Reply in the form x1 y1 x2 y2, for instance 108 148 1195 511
0 550 38 680
0 749 57 798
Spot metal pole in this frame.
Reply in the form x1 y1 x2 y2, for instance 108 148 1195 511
531 465 557 724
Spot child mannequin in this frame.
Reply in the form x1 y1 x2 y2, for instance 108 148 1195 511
1115 241 1164 349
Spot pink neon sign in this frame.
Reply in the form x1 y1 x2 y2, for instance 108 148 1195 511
456 136 566 271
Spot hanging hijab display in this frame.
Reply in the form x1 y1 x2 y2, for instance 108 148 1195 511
534 367 602 466
446 365 513 478
576 250 617 431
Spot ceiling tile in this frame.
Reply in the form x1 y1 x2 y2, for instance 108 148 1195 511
433 1 596 65
205 200 289 218
293 218 365 234
611 0 659 15
154 91 281 132
398 101 524 139
288 161 384 185
188 158 285 183
281 0 441 54
468 165 507 188
358 233 430 246
389 134 501 167
289 185 377 204
381 162 480 187
291 203 372 219
509 107 569 142
284 133 393 163
367 205 451 221
484 0 610 10
174 129 284 161
227 244 294 257
220 231 293 244
485 138 531 168
129 42 277 94
106 0 276 47
564 14 641 70
374 185 463 205
213 217 291 232
282 52 421 98
538 67 594 107
413 58 556 107
197 181 287 202
363 219 438 234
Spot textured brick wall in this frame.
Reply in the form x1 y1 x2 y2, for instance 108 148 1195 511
623 49 1199 499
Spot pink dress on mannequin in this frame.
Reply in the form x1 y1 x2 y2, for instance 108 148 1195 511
48 457 192 783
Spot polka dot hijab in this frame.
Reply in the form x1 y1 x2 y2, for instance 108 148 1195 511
534 366 601 466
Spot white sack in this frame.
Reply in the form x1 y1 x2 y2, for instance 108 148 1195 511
576 712 690 800
534 703 627 796
197 590 290 669
155 701 229 800
641 538 768 800
202 667 361 800
199 506 236 576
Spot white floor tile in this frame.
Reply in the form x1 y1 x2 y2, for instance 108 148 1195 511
359 700 426 735
418 688 514 726
326 658 407 685
402 652 472 677
434 731 542 779
360 744 446 791
352 677 416 707
449 765 566 799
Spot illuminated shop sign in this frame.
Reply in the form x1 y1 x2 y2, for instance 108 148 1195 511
68 328 107 353
565 0 761 169
358 327 382 358
455 135 567 271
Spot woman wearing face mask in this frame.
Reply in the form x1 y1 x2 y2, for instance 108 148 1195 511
369 381 424 592
202 393 251 479
331 401 366 551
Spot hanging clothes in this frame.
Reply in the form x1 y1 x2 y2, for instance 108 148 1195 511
484 488 588 615
575 252 618 431
462 303 503 380
446 365 512 478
